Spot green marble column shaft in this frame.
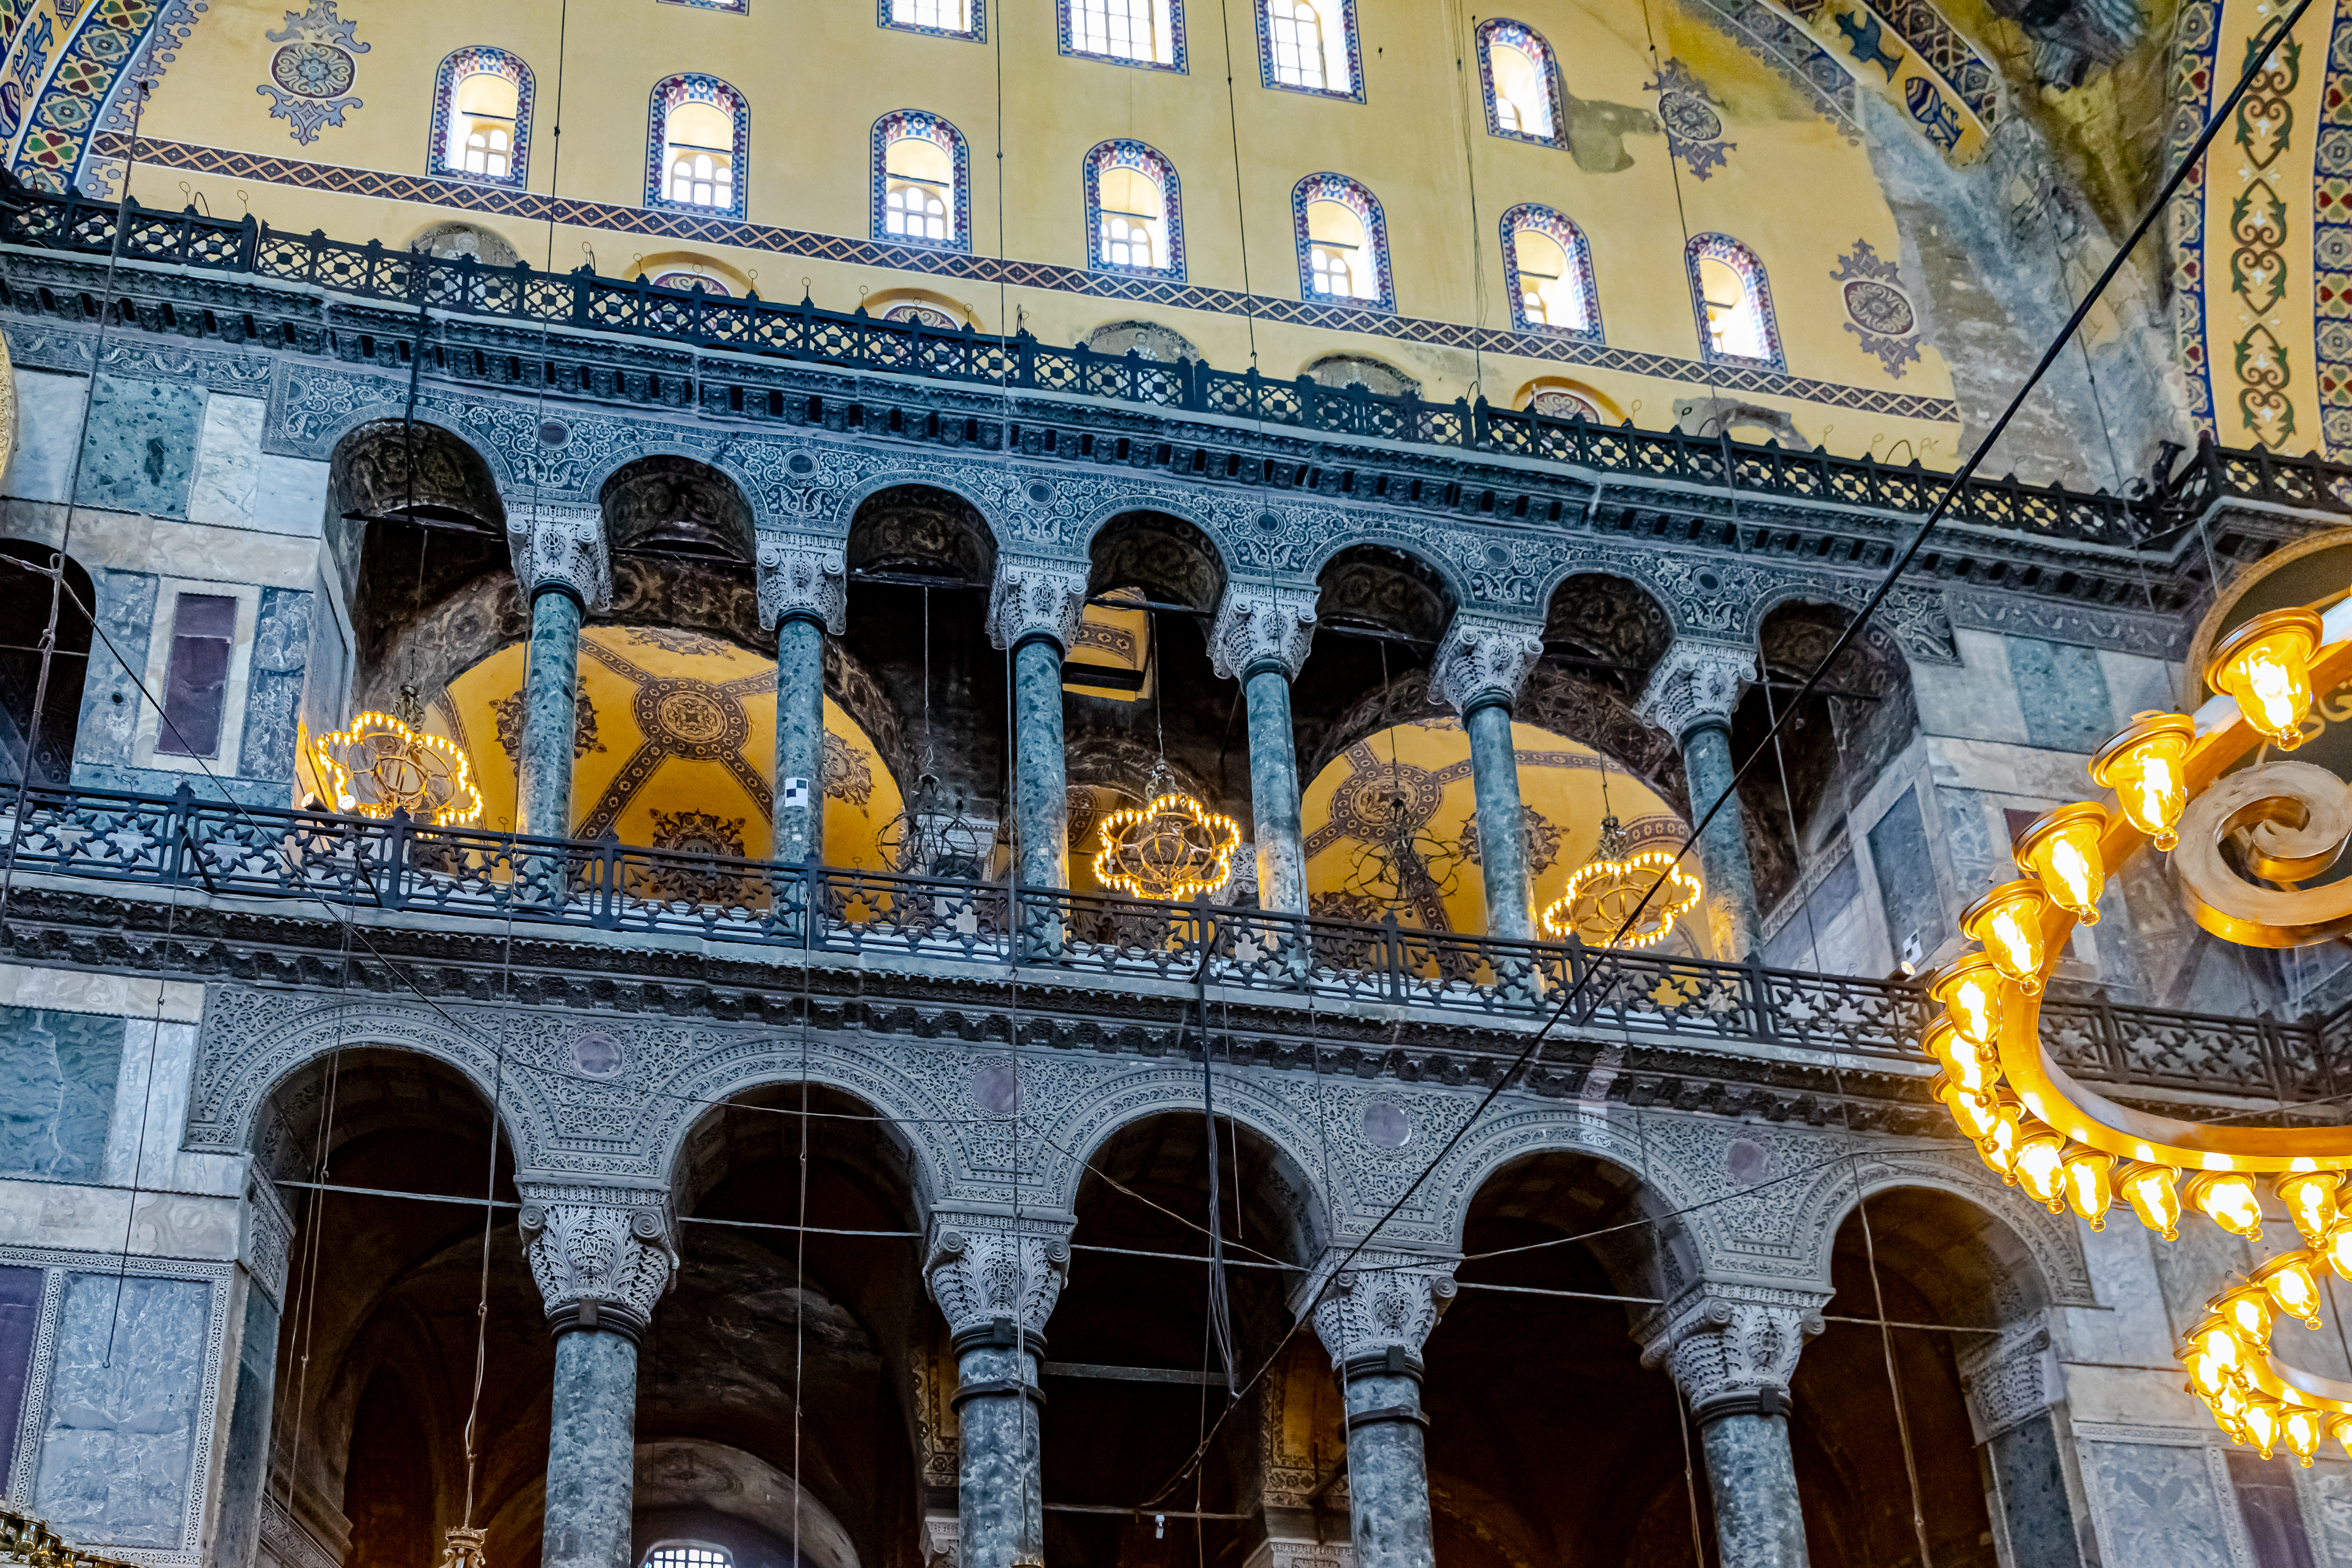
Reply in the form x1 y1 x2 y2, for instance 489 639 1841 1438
516 587 584 840
542 1326 640 1568
1012 636 1068 891
1680 717 1761 959
772 612 826 865
1463 699 1532 942
1244 666 1308 914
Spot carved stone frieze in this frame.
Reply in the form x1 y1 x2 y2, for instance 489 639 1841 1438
1210 580 1320 682
1428 613 1546 717
986 555 1091 653
924 1215 1074 1339
1637 1282 1826 1418
508 500 614 610
1635 640 1755 738
1957 1321 2056 1440
757 536 849 632
1302 1249 1458 1368
517 1190 676 1334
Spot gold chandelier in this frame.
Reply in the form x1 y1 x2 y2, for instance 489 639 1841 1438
1920 604 2352 1465
310 686 484 828
1092 789 1240 902
1539 814 1702 949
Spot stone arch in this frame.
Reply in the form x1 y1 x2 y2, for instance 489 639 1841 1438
1542 572 1673 696
844 482 1000 587
572 444 768 540
0 537 94 784
1081 507 1230 612
835 471 1007 560
1789 1150 2094 1311
1310 542 1460 643
599 454 757 564
1426 1104 1706 1260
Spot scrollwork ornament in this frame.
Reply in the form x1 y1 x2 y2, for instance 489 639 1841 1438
1428 613 1546 717
517 1197 675 1333
924 1219 1074 1338
1210 581 1320 681
756 537 849 633
2172 759 2352 947
986 555 1091 653
508 501 612 611
1636 640 1755 738
1303 1250 1458 1366
1637 1283 1825 1418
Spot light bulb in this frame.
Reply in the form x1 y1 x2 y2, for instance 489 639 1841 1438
2185 1343 2236 1397
2194 1318 2247 1375
2120 1162 2183 1240
1930 954 2007 1049
2091 712 2197 851
1960 881 2050 994
2187 1171 2266 1242
2015 1128 2068 1210
1933 1074 2001 1141
2063 1147 2115 1228
2254 1253 2327 1329
1923 1021 1996 1095
2277 1170 2345 1248
2243 1398 2284 1458
2324 1219 2352 1282
2216 1284 2275 1347
2206 608 2323 751
2329 1414 2352 1456
1979 1104 2023 1178
2015 802 2109 923
2287 1406 2326 1467
2212 1381 2251 1437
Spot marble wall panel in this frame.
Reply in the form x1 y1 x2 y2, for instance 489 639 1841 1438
2098 648 2186 722
73 376 203 519
1990 1414 2083 1568
0 1264 39 1494
211 1283 279 1568
249 456 329 538
2069 1219 2180 1370
33 1271 210 1548
237 587 311 782
1762 852 1859 970
1936 784 2001 901
2007 636 2117 754
0 966 202 1022
4 370 87 505
2303 1459 2352 1566
1911 628 2029 743
1866 785 1941 961
0 1182 240 1258
2076 1440 2236 1568
106 1022 240 1200
186 396 263 530
0 1006 123 1183
71 567 155 774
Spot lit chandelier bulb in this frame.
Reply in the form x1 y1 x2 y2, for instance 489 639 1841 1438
1921 1021 1995 1095
2013 1126 2068 1209
2014 802 2108 923
2324 1219 2352 1282
2062 1147 2115 1228
2206 607 2323 751
2185 1170 2266 1242
2253 1253 2327 1329
2119 1162 2182 1240
1932 1074 2002 1142
2243 1398 2285 1459
1930 953 2007 1050
1977 1100 2024 1178
2276 1169 2345 1248
1959 881 2049 994
2090 712 2196 852
2214 1283 2275 1347
2285 1406 2326 1467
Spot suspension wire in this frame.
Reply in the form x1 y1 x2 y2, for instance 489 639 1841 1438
1211 0 1261 366
1445 0 1486 399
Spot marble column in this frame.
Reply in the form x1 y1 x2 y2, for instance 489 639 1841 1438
1305 1249 1458 1568
1209 582 1319 915
1639 1284 1826 1568
1429 613 1547 943
925 1214 1075 1568
987 556 1089 893
757 539 848 866
1635 642 1761 959
505 503 612 842
521 1194 676 1568
1959 1320 2095 1568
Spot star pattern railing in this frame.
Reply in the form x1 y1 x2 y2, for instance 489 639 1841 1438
0 181 2343 545
0 779 2330 1104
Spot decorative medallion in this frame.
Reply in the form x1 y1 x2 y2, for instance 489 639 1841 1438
1456 805 1563 877
256 0 367 146
1646 60 1734 180
491 689 605 761
822 732 874 808
649 808 747 858
1832 238 1922 378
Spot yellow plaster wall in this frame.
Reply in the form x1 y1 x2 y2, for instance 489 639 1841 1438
128 0 1959 457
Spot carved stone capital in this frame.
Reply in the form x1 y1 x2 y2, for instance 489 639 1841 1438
517 1191 675 1338
1302 1249 1457 1371
1637 1283 1825 1421
986 556 1091 653
1956 1321 2057 1441
1210 581 1319 682
507 501 613 611
1428 613 1545 717
1635 640 1755 739
924 1215 1074 1343
757 537 848 633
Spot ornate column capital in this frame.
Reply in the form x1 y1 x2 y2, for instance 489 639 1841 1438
1956 1320 2059 1442
517 1188 675 1340
1302 1249 1458 1374
1429 612 1545 718
924 1214 1074 1347
1211 581 1320 682
1635 640 1755 739
986 555 1091 654
1636 1282 1826 1422
757 536 848 633
508 501 613 611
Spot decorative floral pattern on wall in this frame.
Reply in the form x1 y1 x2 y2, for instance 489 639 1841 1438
1646 60 1734 180
1832 239 1921 377
256 0 366 146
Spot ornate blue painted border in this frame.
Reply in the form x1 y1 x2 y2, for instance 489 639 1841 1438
1252 0 1363 104
1498 203 1600 342
643 72 749 220
1686 232 1785 373
2168 0 2218 434
879 0 985 42
870 109 970 253
1084 138 1185 282
62 0 211 198
1056 0 1187 73
1291 171 1392 313
661 0 749 10
1474 19 1566 149
424 46 534 189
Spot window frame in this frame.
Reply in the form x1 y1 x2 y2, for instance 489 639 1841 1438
1475 19 1564 148
1057 0 1188 73
1084 139 1185 281
426 47 536 188
644 73 750 220
133 581 258 775
1255 0 1363 103
880 0 984 41
641 1544 733 1568
1685 233 1785 372
871 110 972 253
1498 203 1601 341
1290 172 1393 312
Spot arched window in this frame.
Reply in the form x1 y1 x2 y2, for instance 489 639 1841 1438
1259 0 1360 100
1292 174 1392 311
642 1546 730 1568
885 0 980 37
1086 141 1184 279
1060 0 1184 69
1477 20 1562 145
1687 234 1783 369
873 111 969 251
1528 387 1601 420
1499 204 1599 339
648 270 730 295
427 49 534 187
647 74 748 218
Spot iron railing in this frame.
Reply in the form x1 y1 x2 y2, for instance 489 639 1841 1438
0 182 2345 544
0 779 2328 1105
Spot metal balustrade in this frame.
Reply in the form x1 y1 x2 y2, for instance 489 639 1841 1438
0 779 2324 1103
1 180 2345 543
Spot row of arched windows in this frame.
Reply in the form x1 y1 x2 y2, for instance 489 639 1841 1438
426 42 1786 368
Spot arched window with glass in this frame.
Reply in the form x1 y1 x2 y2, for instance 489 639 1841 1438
1477 20 1563 145
1500 204 1599 339
1687 234 1784 369
1060 0 1185 69
874 111 969 251
1086 141 1184 279
641 1546 730 1568
1258 0 1360 100
427 48 534 187
1292 173 1392 311
884 0 981 38
646 74 748 218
